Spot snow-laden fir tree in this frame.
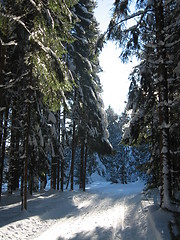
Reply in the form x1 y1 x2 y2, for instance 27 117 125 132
100 107 150 183
0 0 77 209
67 0 112 190
107 0 180 211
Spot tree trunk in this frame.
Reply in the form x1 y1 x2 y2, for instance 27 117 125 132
83 143 88 192
21 174 24 211
66 167 71 190
8 104 20 192
0 43 7 198
56 110 61 191
51 155 57 190
29 150 35 195
154 0 171 209
22 110 29 210
57 113 60 191
60 145 64 191
57 157 60 190
0 112 3 151
22 100 31 210
14 135 20 190
150 109 161 187
79 138 85 189
8 106 17 194
61 107 66 192
70 120 76 191
0 107 9 199
22 62 33 210
0 44 6 148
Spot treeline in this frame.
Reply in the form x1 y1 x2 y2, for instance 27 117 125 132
107 0 180 211
101 107 150 184
0 0 112 210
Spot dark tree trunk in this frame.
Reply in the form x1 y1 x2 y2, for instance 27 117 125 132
61 107 66 192
57 157 60 191
22 62 33 210
29 167 33 195
154 0 171 209
79 138 85 189
0 107 9 199
0 43 7 198
150 110 161 187
29 150 35 195
8 106 17 193
51 155 57 190
83 143 88 192
60 144 64 191
66 168 70 190
13 131 20 191
56 111 60 191
0 112 3 151
70 120 76 191
0 44 6 148
8 105 20 192
22 100 31 210
21 174 24 211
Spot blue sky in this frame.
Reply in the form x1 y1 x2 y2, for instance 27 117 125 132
94 0 136 114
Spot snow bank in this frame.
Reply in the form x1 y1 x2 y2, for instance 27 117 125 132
90 171 106 182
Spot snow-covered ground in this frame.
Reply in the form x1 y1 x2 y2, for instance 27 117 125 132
0 179 176 240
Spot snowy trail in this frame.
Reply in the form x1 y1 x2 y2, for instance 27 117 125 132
0 181 170 240
34 182 153 240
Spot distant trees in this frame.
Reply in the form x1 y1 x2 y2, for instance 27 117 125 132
100 106 150 184
103 106 127 183
108 0 180 210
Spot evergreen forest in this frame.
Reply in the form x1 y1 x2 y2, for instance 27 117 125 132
0 0 179 213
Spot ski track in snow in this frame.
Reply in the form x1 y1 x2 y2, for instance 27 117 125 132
0 181 171 240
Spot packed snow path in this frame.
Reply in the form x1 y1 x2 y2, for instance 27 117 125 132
0 181 172 240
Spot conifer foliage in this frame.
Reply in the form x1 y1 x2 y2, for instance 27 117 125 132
0 0 78 208
101 106 150 184
0 0 112 209
108 0 180 211
1 0 179 215
65 0 113 191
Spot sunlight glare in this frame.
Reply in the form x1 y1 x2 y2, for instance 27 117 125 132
35 195 126 240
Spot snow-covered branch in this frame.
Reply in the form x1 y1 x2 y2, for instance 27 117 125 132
108 9 147 36
0 38 17 46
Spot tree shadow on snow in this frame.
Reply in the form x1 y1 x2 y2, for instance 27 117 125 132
57 226 113 240
0 190 79 228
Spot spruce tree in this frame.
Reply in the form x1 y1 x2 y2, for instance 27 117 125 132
68 0 112 190
107 0 180 210
0 0 77 208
